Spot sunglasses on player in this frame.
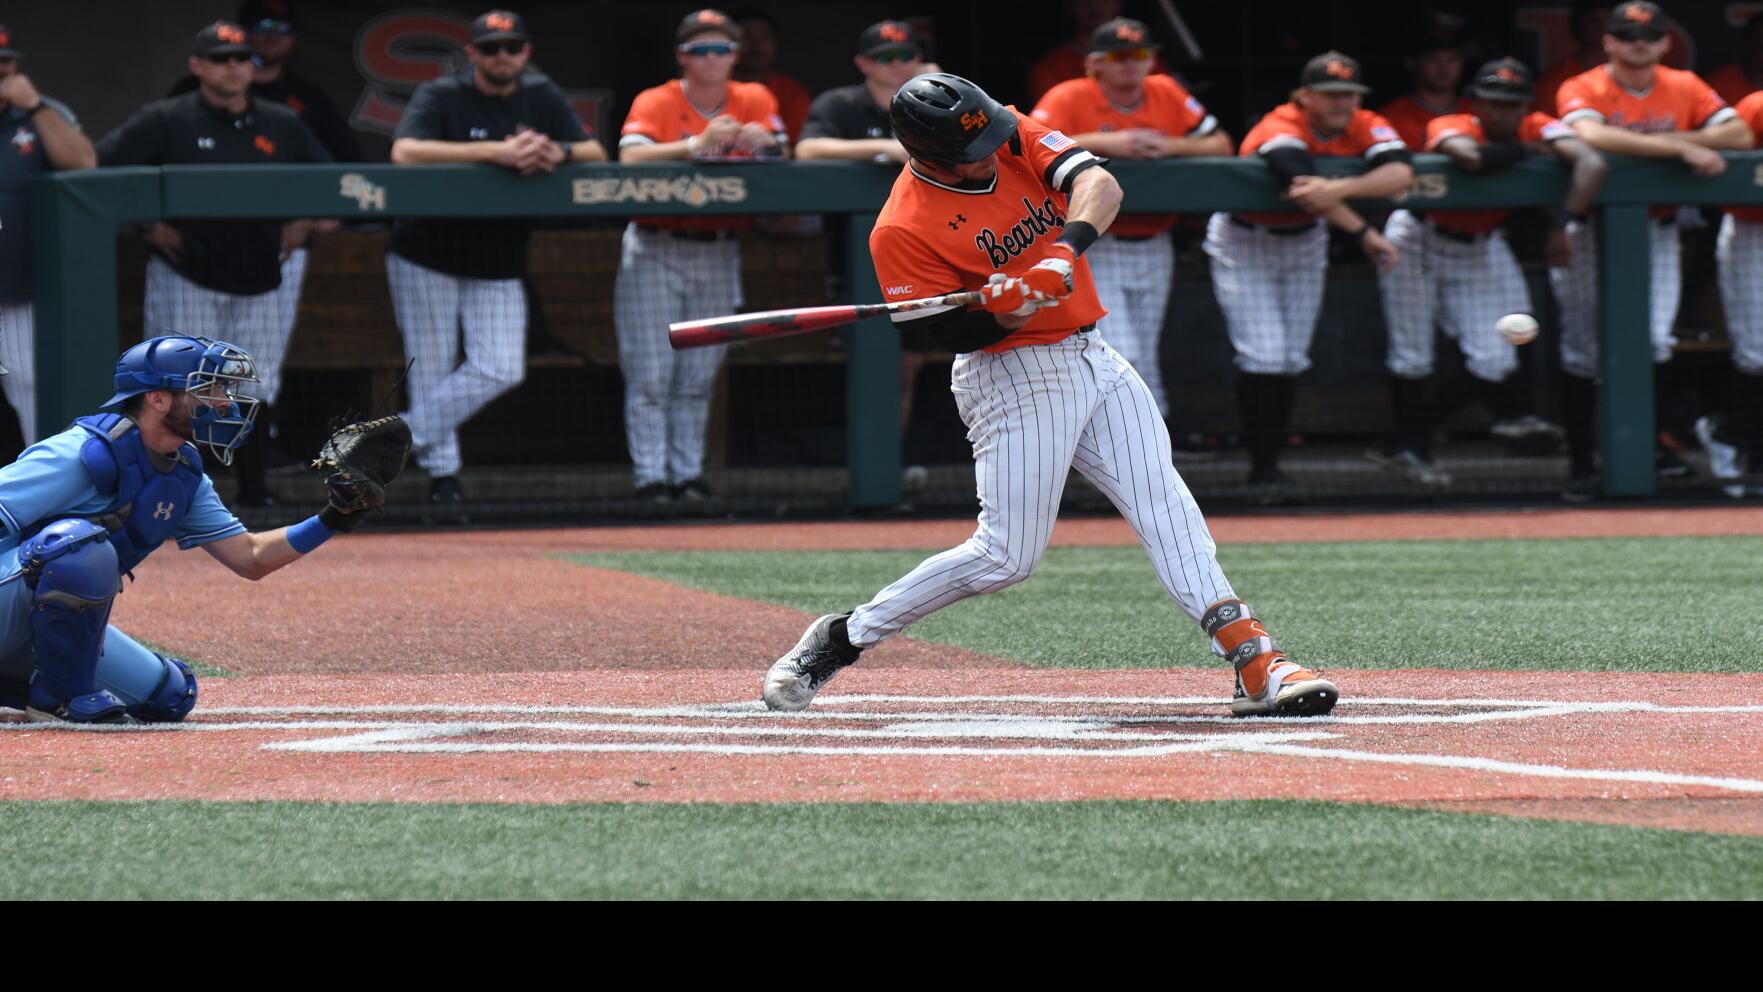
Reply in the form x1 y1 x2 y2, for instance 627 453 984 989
1100 47 1155 63
678 41 738 57
1610 26 1666 42
475 40 528 56
866 47 920 64
203 52 255 65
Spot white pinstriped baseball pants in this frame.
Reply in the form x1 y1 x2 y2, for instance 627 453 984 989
1716 215 1763 375
144 256 282 397
1089 232 1176 416
1377 209 1526 383
386 252 527 479
0 303 36 443
613 224 740 488
846 332 1235 648
1202 213 1328 375
1549 217 1680 379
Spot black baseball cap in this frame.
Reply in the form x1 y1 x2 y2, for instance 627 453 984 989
193 21 253 57
1300 51 1371 93
1468 57 1536 102
676 9 742 44
0 24 18 58
1090 17 1159 53
857 19 923 57
1607 2 1668 39
470 10 529 46
236 0 297 33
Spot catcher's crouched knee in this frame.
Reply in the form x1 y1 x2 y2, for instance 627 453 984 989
133 655 198 723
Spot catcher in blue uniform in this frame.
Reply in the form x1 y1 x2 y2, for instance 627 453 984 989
0 335 409 723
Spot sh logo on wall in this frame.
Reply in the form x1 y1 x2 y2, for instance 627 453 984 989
351 9 610 139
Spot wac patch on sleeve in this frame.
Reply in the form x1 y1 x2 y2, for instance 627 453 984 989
1040 131 1076 153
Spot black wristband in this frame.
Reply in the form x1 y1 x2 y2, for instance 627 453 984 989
1055 220 1100 257
319 504 365 533
1347 224 1374 240
559 140 573 164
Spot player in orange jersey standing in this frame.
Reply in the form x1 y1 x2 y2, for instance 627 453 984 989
1031 16 1231 424
763 74 1339 720
1204 52 1410 500
1551 1 1749 500
615 9 788 509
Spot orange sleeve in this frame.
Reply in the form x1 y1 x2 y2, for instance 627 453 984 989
1357 111 1405 155
1556 74 1599 122
1014 110 1104 193
1158 77 1213 136
1029 82 1079 128
1520 112 1575 143
1739 92 1763 146
1426 113 1481 150
870 224 964 308
620 86 670 143
1239 113 1302 156
732 83 787 135
1680 72 1730 129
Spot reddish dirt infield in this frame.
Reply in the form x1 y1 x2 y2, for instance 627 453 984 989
13 506 1748 835
2 669 1759 835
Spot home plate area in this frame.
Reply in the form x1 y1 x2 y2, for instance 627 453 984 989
4 669 1761 816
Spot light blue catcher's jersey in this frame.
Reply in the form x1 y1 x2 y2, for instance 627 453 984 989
0 427 245 580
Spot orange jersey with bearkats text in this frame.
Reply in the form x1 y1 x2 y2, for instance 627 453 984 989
871 110 1107 352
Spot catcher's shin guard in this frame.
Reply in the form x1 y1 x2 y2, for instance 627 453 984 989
1201 598 1337 717
21 520 127 723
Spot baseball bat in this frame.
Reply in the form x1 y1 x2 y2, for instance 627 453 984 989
669 291 982 350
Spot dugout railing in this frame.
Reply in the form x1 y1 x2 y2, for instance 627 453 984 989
30 154 1763 511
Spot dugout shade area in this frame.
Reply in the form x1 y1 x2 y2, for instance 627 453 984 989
28 154 1763 521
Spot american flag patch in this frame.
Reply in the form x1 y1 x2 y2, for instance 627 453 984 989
1185 96 1204 114
1040 131 1076 153
1541 120 1572 141
1370 125 1398 142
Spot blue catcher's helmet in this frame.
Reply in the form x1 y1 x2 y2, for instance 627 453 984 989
102 336 261 465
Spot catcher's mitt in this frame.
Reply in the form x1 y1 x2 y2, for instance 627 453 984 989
310 415 412 530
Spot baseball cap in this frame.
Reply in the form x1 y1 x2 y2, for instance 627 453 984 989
1468 57 1536 102
857 20 923 57
0 24 17 58
471 10 528 45
676 9 742 44
193 21 253 58
1300 51 1371 93
1607 2 1668 38
1090 17 1159 53
236 0 297 33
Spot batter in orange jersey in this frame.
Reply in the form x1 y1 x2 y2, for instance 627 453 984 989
1028 16 1232 418
760 72 1342 721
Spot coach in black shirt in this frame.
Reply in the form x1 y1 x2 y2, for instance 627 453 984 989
795 20 944 447
385 9 603 520
97 20 329 505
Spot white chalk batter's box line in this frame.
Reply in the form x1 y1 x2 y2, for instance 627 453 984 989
6 694 1763 795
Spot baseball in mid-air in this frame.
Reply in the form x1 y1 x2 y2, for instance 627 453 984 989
1496 313 1539 346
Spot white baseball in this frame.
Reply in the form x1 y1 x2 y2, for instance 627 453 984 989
1496 313 1539 346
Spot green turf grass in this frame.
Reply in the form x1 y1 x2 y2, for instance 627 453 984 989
566 535 1763 672
5 799 1758 899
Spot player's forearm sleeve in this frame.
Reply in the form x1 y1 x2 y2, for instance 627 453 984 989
1261 146 1316 188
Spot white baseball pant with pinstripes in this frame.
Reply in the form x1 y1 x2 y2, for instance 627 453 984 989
1377 209 1526 383
385 252 527 479
1088 233 1176 416
846 332 1235 648
1716 215 1763 376
0 303 36 443
1202 213 1328 375
1548 217 1680 379
144 256 283 395
613 223 740 489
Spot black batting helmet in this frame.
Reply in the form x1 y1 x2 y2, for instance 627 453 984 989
890 73 1018 170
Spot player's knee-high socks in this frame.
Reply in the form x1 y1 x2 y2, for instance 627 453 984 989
1562 373 1598 478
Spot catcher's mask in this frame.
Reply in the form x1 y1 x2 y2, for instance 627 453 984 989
103 335 262 466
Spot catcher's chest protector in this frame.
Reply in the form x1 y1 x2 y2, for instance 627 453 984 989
74 415 204 573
